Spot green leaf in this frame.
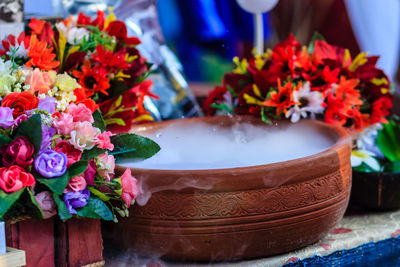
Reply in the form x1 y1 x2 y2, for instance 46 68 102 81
110 133 160 161
0 134 12 146
383 161 400 173
76 196 113 220
89 187 110 201
81 147 106 161
52 193 72 220
0 189 24 219
68 161 88 178
93 109 106 132
377 120 400 162
308 32 326 54
25 189 44 220
14 114 42 152
36 172 69 195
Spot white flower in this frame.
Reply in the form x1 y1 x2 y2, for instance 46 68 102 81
216 91 236 115
351 150 381 171
0 58 16 96
355 123 384 158
56 22 89 45
286 82 324 123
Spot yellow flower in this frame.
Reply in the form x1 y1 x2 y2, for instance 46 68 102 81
55 73 80 92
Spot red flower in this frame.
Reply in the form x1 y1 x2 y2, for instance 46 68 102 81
26 35 60 71
106 21 141 46
92 45 129 71
0 32 30 57
72 60 110 96
54 141 82 167
370 96 392 124
100 81 157 133
0 165 35 193
262 79 298 115
77 10 105 30
130 80 158 113
2 136 35 168
1 92 39 118
28 18 54 44
203 86 227 116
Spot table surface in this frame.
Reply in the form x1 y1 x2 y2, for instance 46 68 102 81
104 208 400 266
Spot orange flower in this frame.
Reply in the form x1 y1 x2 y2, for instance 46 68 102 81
72 60 110 97
334 76 363 106
262 79 298 115
26 35 60 71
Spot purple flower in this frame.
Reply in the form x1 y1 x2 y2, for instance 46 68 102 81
0 107 14 128
38 96 57 114
40 124 56 152
63 189 90 214
34 149 67 178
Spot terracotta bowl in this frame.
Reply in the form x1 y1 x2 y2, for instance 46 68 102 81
107 116 352 261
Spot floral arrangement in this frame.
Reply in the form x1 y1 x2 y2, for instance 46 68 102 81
0 11 161 222
352 117 400 173
0 9 157 133
203 34 393 131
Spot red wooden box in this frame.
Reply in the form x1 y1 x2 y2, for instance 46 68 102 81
6 218 104 267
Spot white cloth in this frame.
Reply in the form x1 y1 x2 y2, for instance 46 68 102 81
345 0 400 81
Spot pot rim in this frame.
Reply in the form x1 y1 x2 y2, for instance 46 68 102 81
117 115 350 175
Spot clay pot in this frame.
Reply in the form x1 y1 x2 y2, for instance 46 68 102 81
350 171 400 210
107 116 352 261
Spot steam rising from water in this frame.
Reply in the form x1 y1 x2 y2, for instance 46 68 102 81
119 121 335 170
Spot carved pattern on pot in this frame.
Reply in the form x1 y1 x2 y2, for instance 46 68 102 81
133 165 350 219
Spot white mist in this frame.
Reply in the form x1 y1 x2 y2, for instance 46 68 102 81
119 120 336 170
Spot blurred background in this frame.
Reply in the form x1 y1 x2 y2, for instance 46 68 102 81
6 0 400 113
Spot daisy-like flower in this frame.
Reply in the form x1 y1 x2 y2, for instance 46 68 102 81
72 61 110 97
262 79 298 116
351 149 381 171
286 81 324 123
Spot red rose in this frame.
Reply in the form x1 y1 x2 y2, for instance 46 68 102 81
0 165 35 192
54 141 82 167
1 92 39 118
2 136 35 168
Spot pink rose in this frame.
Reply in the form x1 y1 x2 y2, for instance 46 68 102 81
97 152 115 180
64 175 87 192
54 141 82 167
25 69 54 94
95 131 114 150
2 136 35 168
69 121 100 150
0 165 35 192
67 103 94 123
34 191 56 219
53 113 75 135
120 168 138 208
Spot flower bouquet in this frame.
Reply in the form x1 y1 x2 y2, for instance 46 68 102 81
0 10 160 267
1 9 157 134
203 33 395 211
203 34 393 131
